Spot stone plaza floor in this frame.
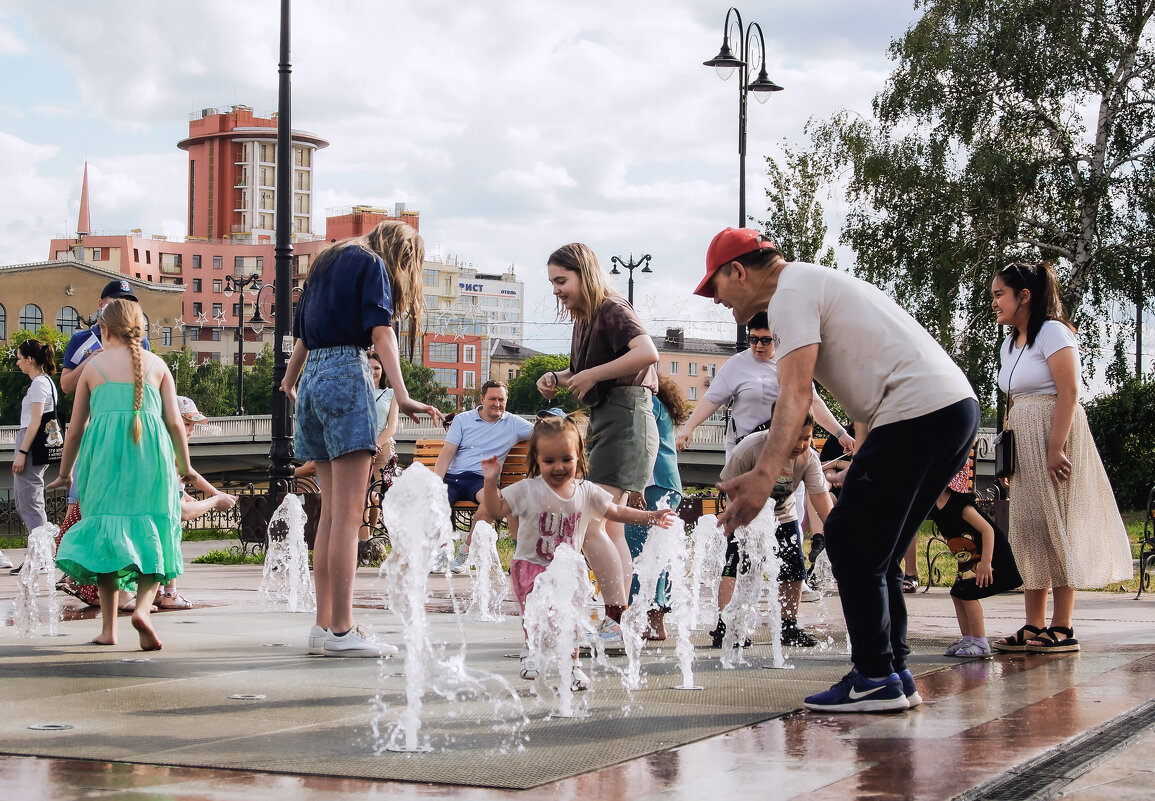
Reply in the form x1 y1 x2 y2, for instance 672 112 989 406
2 538 1154 800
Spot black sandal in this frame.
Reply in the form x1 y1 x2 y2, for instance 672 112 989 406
1026 626 1080 653
992 624 1043 653
902 575 920 593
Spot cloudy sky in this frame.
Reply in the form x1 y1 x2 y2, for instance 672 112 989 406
0 1 922 353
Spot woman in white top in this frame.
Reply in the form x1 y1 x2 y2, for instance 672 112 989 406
990 262 1131 654
11 339 59 546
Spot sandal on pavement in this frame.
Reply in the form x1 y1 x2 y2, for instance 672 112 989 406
950 641 992 658
1026 626 1080 653
159 592 193 609
902 575 919 593
992 624 1043 653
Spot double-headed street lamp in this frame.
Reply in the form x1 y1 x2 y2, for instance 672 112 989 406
610 253 652 307
704 6 783 349
223 273 270 416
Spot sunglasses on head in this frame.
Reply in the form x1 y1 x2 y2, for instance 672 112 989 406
748 336 774 347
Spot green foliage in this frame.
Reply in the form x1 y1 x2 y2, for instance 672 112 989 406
192 549 265 565
810 0 1155 403
505 354 582 415
757 140 838 268
0 326 71 425
1085 377 1155 510
400 358 456 413
243 345 275 415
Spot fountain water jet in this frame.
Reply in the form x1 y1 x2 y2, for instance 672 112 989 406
257 494 316 613
13 523 61 637
719 504 788 669
463 521 508 621
373 463 527 751
687 514 726 630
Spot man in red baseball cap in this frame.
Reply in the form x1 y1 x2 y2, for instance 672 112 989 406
696 226 979 715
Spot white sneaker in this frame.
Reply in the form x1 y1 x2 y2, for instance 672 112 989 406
449 545 469 574
570 662 591 691
593 618 626 655
323 625 398 658
308 624 329 655
430 551 450 574
520 657 539 680
0 552 12 570
800 583 821 603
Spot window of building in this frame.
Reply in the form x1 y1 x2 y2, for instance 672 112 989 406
193 302 203 316
211 328 222 341
133 248 139 262
231 303 240 318
256 256 263 269
145 251 151 264
213 279 223 293
432 368 457 388
688 386 698 401
688 362 698 376
19 304 43 330
235 256 244 271
91 247 107 261
56 306 81 336
213 255 222 269
463 371 476 389
0 303 6 339
423 269 438 287
162 327 172 347
669 361 679 375
508 369 516 380
192 254 202 269
212 303 223 317
192 279 202 293
429 342 458 362
705 364 716 378
463 345 476 363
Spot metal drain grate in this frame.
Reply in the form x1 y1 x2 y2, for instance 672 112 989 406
957 699 1155 800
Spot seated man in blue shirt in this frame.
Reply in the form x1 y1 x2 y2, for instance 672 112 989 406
433 380 533 572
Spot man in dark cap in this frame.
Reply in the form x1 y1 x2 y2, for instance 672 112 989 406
60 279 146 394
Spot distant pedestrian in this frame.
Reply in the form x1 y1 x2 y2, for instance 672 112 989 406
11 339 59 561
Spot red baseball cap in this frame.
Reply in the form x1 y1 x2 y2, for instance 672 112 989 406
694 228 778 298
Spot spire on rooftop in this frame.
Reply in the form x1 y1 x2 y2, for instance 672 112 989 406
77 162 91 237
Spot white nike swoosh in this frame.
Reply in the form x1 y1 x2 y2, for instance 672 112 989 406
848 685 887 700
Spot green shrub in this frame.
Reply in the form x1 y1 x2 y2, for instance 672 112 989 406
1085 378 1155 510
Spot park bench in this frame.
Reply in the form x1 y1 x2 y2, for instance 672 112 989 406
412 439 530 530
1135 484 1155 599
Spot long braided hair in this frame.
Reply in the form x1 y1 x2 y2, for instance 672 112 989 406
100 299 147 444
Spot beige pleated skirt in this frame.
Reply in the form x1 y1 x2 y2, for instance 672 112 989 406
1007 394 1133 590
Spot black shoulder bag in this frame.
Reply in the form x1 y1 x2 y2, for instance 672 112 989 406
28 379 64 466
994 344 1024 479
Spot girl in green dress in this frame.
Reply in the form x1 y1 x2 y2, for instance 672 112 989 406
50 299 190 651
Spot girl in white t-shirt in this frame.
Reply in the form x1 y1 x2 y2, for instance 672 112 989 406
11 339 59 559
482 411 675 689
990 261 1131 655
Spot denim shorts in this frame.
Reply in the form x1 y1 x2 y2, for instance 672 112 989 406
294 346 377 461
445 471 484 505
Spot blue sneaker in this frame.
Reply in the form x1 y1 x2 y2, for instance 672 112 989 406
898 668 923 708
804 669 910 713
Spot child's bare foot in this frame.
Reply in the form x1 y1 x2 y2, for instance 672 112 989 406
131 613 163 651
90 635 116 646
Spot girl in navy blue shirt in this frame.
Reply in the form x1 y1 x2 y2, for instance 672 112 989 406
281 221 441 658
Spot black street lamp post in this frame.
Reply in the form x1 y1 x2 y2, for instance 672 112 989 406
704 6 783 349
610 253 652 307
223 273 264 415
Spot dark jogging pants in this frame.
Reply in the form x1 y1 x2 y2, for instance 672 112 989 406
823 398 979 678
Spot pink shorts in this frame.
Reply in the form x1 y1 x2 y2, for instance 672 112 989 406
510 559 549 613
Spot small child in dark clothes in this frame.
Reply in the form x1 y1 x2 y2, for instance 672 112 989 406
927 461 1022 657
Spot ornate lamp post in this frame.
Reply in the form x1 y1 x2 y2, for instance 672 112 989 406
610 253 652 306
703 6 783 349
223 273 263 415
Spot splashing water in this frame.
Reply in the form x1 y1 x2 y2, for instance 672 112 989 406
14 523 61 637
688 514 727 629
373 463 527 751
258 494 316 613
464 521 509 621
523 544 596 719
620 499 696 691
719 504 786 669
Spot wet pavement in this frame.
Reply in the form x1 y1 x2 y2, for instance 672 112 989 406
2 540 1154 800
